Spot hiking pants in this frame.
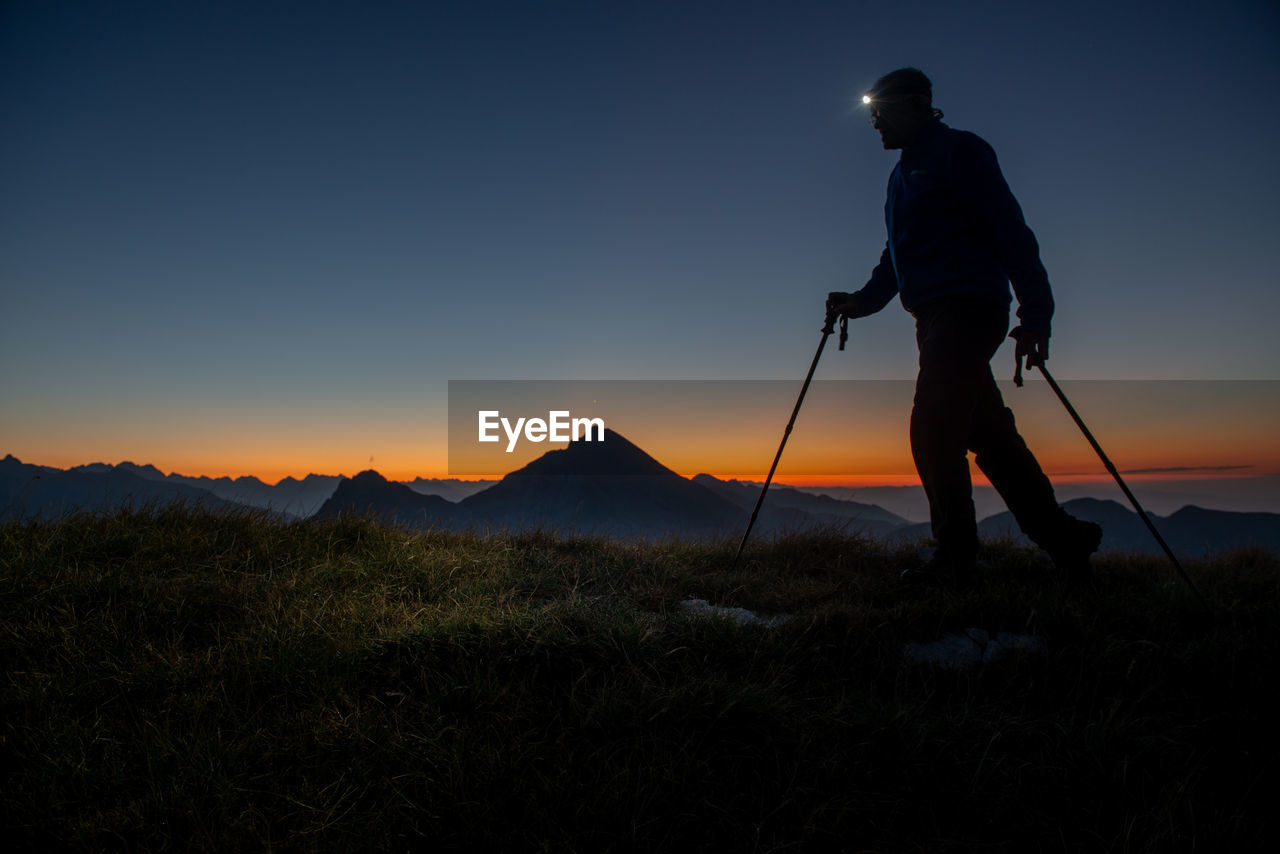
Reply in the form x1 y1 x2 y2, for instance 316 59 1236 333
909 294 1071 560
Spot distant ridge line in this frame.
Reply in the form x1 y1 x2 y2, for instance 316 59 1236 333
4 448 1279 556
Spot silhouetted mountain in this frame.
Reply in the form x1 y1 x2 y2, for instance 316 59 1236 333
2 455 240 520
317 434 902 540
63 460 340 517
118 461 168 481
314 470 460 529
977 498 1280 557
793 476 1280 522
769 483 932 524
977 497 1155 552
7 450 1278 556
692 474 910 539
68 462 115 475
1135 505 1280 556
458 430 744 539
508 429 676 477
404 478 498 502
69 460 168 481
168 472 341 517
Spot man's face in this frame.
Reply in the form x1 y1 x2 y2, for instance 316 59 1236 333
868 97 929 150
870 104 907 149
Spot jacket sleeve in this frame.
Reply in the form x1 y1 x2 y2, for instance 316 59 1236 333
849 243 899 317
954 134 1054 336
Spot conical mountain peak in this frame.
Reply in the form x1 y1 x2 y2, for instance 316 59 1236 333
507 429 675 478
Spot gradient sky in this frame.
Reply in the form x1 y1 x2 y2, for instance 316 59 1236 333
2 0 1278 483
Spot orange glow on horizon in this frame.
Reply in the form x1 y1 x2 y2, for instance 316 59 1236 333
7 379 1276 486
10 450 1278 490
697 472 924 487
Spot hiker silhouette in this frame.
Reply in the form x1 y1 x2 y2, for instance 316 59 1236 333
827 68 1102 585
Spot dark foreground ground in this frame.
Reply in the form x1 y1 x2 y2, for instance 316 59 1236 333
2 507 1277 852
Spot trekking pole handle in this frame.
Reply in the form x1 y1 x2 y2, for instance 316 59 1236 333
821 309 848 351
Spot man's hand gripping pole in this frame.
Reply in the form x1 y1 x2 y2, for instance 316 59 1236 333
824 310 849 351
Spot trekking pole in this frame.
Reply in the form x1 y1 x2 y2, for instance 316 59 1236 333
731 309 847 569
1015 354 1210 610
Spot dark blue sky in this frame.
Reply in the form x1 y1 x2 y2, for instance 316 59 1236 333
2 0 1278 476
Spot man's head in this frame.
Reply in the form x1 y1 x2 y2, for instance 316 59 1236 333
863 67 938 149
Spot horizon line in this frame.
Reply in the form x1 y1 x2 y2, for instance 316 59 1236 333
7 453 1277 490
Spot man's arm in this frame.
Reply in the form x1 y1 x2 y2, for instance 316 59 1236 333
953 133 1054 337
828 243 899 319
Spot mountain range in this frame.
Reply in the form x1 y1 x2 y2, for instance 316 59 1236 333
976 498 1280 557
1 455 240 519
312 430 903 540
802 477 1280 523
63 460 342 517
4 436 1279 557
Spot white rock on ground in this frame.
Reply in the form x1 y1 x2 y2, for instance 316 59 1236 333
678 599 790 629
903 627 1047 670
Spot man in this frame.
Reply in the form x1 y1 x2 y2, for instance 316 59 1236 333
827 68 1101 584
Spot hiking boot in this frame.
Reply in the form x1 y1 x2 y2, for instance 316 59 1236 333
900 553 978 588
1046 519 1103 578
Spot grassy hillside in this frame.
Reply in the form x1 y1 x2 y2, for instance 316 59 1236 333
2 506 1277 852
